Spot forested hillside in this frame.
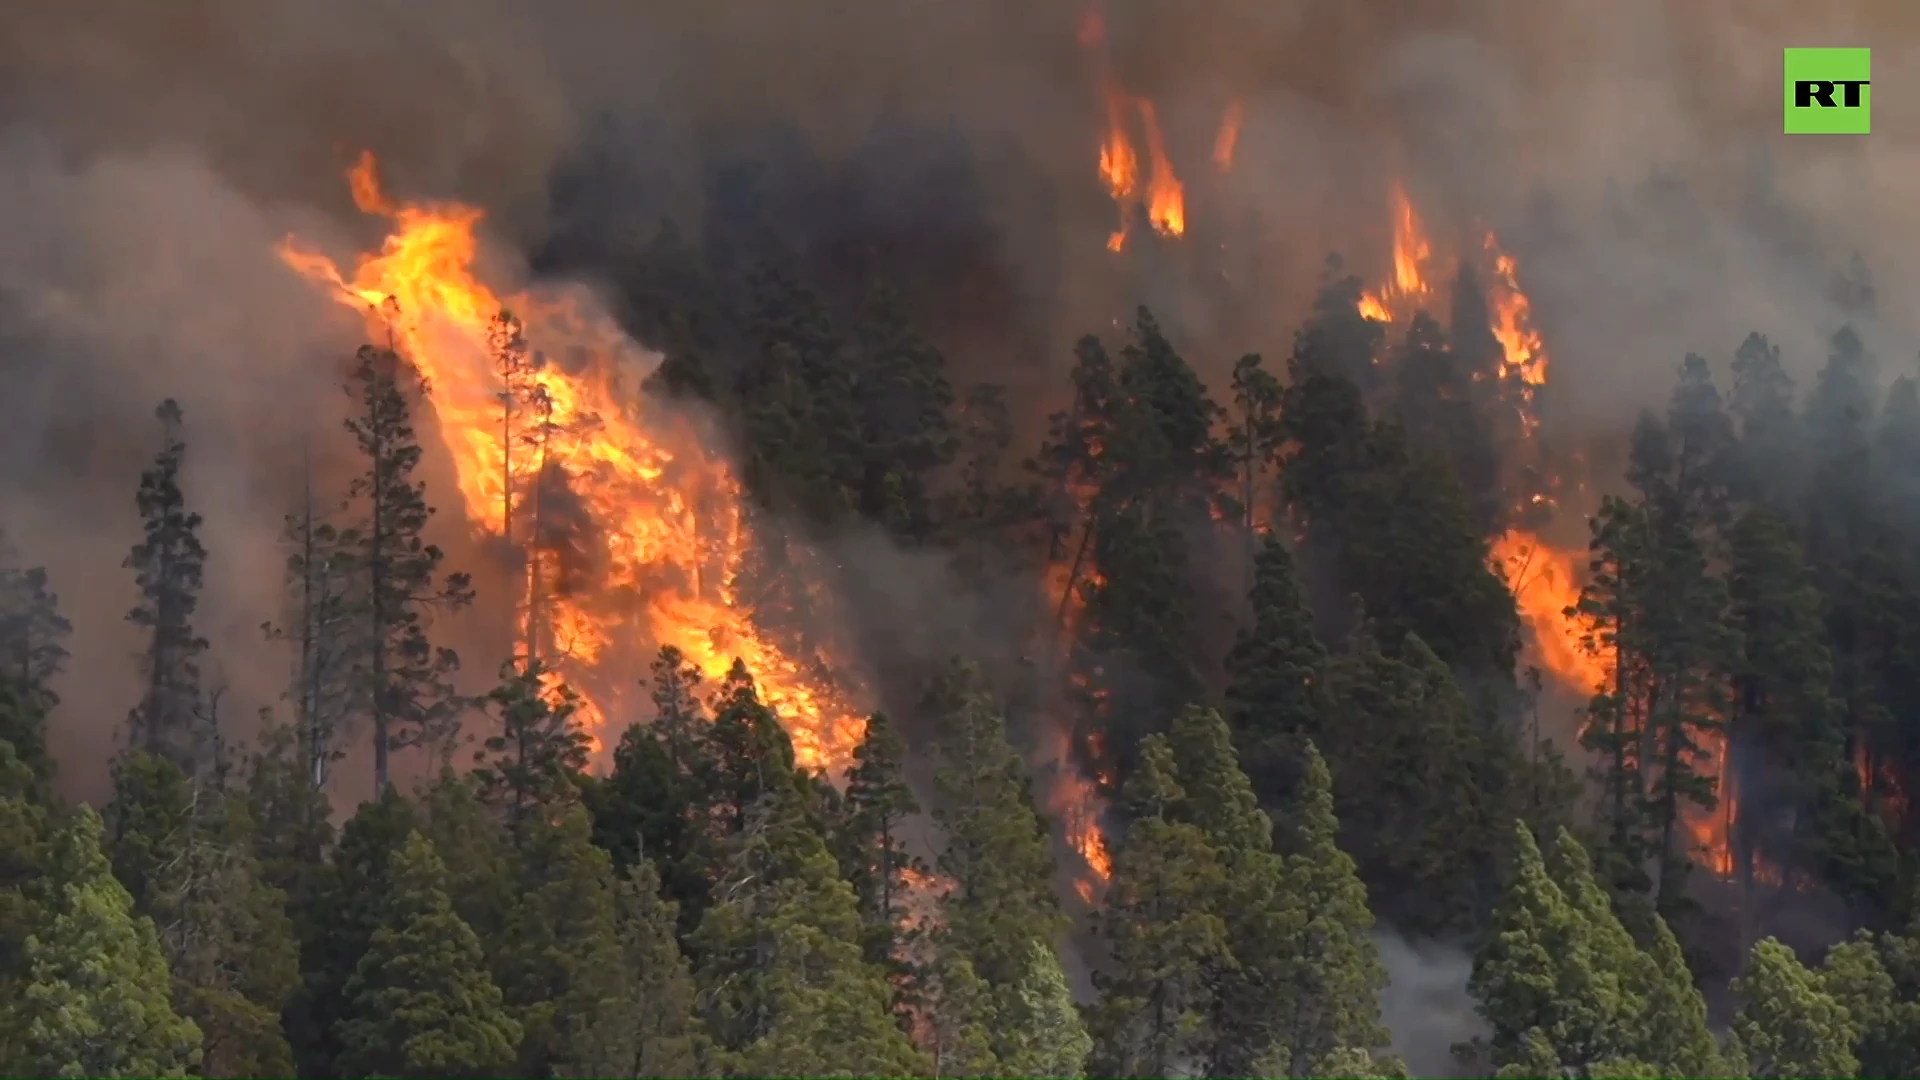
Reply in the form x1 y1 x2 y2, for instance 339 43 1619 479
1 113 1919 1080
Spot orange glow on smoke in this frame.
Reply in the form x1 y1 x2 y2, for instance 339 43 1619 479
277 151 866 773
1213 99 1244 173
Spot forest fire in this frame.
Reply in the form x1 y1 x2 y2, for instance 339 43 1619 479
1354 182 1744 880
277 151 867 773
1357 183 1436 324
1042 547 1114 904
1094 88 1186 251
1082 2 1184 253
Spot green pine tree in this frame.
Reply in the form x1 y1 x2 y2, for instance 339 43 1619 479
1088 735 1232 1078
123 399 211 771
341 346 475 792
1222 534 1329 803
692 790 928 1078
9 806 203 1079
996 938 1092 1079
927 659 1065 990
474 658 592 839
335 830 521 1080
918 941 1001 1079
494 802 626 1077
562 858 705 1079
1731 937 1858 1079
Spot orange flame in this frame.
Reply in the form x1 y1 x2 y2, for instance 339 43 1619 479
1356 182 1436 324
277 151 866 774
1490 530 1611 693
1136 99 1185 238
1213 99 1244 173
1098 84 1139 253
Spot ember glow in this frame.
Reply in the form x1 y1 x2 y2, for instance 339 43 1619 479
277 151 867 773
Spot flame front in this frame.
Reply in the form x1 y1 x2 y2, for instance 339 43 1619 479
277 152 866 773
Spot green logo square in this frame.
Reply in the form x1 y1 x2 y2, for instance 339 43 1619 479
1785 48 1871 134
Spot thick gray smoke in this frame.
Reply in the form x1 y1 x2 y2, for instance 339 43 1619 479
0 0 1914 1051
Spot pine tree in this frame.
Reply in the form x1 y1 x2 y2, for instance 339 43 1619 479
1320 628 1505 934
1279 357 1519 676
1088 735 1232 1078
1390 311 1502 532
1731 937 1858 1079
242 719 336 909
702 660 807 840
996 938 1093 1080
1725 332 1801 510
416 770 513 958
286 788 420 1078
336 830 520 1079
1820 929 1914 1079
1225 352 1284 541
692 790 928 1078
0 535 71 714
1222 534 1328 800
475 658 592 838
342 345 476 792
1470 823 1631 1074
918 942 1001 1079
264 447 361 794
850 282 957 537
9 806 203 1078
1639 913 1727 1077
1725 507 1882 907
0 737 52 1068
124 399 210 772
837 710 923 972
563 858 705 1079
582 646 722 935
1264 743 1393 1079
494 802 625 1077
927 659 1065 990
106 751 301 1078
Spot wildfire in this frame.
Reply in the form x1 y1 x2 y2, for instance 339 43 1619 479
1083 4 1185 254
1039 533 1113 904
1099 84 1139 253
1356 182 1436 324
277 151 867 773
1213 99 1244 173
1490 530 1611 693
1353 181 1740 879
1136 100 1186 238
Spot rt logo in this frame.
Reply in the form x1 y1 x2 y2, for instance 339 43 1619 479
1785 47 1871 134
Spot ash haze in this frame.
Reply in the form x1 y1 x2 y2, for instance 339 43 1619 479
0 0 1915 1067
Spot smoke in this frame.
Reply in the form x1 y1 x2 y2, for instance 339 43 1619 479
1377 928 1483 1080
